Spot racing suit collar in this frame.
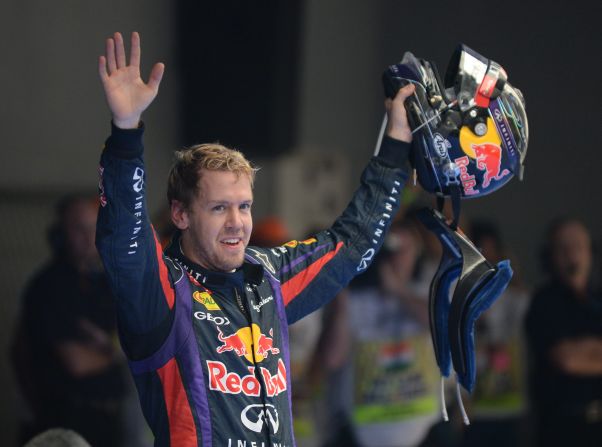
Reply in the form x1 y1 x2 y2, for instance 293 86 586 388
165 231 263 289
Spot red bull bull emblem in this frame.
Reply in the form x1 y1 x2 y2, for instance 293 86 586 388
473 143 510 188
207 358 287 397
216 324 280 363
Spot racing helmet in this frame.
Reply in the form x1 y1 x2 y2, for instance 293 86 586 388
383 44 528 198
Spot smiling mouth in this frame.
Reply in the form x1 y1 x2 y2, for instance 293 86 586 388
221 238 243 247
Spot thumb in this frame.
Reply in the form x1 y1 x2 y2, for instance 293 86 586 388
394 83 415 102
147 62 165 92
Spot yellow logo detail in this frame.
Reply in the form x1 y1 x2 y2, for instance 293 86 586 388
221 324 278 363
459 117 501 159
193 291 221 311
283 237 317 248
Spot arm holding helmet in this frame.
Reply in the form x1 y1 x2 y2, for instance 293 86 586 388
247 84 416 324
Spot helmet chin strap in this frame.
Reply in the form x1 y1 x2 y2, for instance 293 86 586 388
416 207 513 425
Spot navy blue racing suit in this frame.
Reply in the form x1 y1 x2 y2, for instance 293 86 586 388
96 122 410 446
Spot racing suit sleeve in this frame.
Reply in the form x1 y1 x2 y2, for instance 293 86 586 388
96 122 176 359
247 136 411 324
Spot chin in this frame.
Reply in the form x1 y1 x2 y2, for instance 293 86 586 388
217 254 245 272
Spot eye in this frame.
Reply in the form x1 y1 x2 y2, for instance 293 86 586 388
240 203 252 212
212 205 226 212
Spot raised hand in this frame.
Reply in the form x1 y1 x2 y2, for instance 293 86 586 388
385 83 415 143
98 32 165 129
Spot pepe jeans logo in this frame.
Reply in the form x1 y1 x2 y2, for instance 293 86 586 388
241 404 279 434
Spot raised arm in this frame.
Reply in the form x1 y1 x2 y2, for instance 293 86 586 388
98 32 164 128
96 33 175 358
247 85 416 324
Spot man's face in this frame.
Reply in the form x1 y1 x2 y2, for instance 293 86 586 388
179 169 253 272
552 221 592 288
388 228 419 282
64 199 100 271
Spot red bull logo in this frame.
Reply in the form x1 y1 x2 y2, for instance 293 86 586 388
256 329 280 358
216 324 280 363
454 156 479 196
473 143 510 188
207 358 287 397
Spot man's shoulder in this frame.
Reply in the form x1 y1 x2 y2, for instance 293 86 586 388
162 253 185 282
531 281 570 306
26 260 75 290
245 245 279 277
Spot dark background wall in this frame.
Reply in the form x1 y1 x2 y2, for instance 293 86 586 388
176 1 304 157
0 0 600 445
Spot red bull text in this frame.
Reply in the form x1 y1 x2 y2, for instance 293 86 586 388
207 359 287 397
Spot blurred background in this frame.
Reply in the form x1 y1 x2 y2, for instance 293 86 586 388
1 0 600 446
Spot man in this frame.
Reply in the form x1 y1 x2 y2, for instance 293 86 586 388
96 31 415 446
11 196 141 447
525 218 602 447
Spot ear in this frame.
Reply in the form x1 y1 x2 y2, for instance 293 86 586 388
170 200 190 230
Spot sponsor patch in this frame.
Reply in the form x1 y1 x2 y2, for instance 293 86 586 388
207 358 287 397
193 291 221 311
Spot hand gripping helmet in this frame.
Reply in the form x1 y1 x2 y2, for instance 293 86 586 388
381 45 529 425
383 44 529 199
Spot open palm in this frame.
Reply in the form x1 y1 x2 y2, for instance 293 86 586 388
98 32 164 129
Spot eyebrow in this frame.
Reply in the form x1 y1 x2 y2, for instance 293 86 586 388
207 199 253 205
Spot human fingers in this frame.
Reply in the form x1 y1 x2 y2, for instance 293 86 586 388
147 62 165 92
106 37 116 74
98 55 109 82
129 31 140 68
114 32 126 68
394 83 415 103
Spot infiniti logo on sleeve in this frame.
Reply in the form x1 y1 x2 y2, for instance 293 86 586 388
132 167 144 193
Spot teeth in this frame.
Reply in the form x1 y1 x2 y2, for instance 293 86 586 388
223 239 240 244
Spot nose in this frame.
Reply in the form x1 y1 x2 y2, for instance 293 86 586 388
225 207 244 232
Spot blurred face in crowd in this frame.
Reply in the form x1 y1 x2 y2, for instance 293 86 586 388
551 221 592 292
384 226 420 285
64 199 100 271
177 169 253 272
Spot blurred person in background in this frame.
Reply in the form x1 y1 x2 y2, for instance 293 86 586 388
461 220 530 447
317 219 440 447
23 428 91 447
525 217 602 447
10 195 148 447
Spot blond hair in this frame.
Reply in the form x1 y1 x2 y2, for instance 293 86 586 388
167 143 257 209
